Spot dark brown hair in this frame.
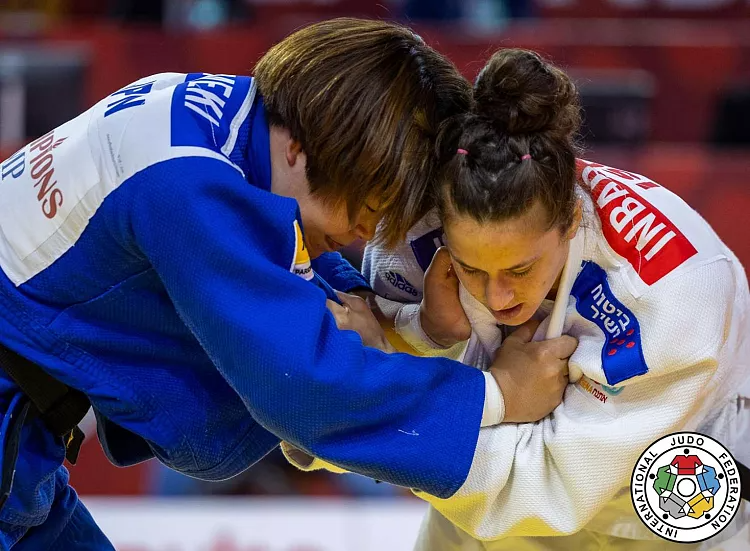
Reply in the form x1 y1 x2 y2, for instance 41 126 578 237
436 48 582 232
254 18 472 245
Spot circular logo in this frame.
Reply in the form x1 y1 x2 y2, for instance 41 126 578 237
631 432 742 543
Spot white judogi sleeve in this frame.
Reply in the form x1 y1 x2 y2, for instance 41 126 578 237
417 257 749 540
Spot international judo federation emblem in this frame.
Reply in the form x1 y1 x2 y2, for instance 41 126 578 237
631 432 742 543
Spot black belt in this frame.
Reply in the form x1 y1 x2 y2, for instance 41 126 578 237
0 343 89 510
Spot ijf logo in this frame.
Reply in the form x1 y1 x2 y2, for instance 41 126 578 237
631 432 742 543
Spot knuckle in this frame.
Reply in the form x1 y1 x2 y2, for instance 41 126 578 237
536 348 552 363
550 367 564 380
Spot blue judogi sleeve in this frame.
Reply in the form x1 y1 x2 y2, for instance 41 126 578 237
311 252 370 293
125 156 484 499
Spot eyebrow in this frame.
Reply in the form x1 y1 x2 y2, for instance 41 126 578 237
452 253 541 273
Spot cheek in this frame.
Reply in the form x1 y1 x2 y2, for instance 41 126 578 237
309 205 349 236
530 276 551 300
455 272 486 302
525 263 562 300
326 219 353 239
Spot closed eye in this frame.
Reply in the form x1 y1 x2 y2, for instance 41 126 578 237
458 264 481 276
508 266 534 278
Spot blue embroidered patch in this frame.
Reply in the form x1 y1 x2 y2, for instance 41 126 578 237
571 261 648 385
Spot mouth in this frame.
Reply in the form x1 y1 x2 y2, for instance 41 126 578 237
492 303 523 322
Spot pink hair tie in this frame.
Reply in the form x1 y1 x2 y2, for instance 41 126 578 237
521 154 532 161
457 148 469 155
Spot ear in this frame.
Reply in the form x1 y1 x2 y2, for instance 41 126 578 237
565 199 583 240
285 138 307 172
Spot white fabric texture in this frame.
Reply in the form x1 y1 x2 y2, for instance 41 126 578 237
394 302 450 353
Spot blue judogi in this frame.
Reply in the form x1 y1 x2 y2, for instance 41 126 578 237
0 73 484 548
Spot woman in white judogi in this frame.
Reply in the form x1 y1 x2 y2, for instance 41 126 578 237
286 48 750 550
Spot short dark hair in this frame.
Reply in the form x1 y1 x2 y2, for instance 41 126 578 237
254 18 472 245
436 48 582 232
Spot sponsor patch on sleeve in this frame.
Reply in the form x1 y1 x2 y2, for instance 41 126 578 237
291 220 313 281
571 261 648 385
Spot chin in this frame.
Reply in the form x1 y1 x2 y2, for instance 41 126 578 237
504 317 528 327
307 244 325 259
504 308 535 327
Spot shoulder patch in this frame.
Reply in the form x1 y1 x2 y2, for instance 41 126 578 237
291 220 313 281
571 261 648 385
0 111 100 286
170 74 254 154
0 73 252 287
581 161 698 285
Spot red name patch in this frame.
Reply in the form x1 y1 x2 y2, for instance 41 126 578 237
582 162 697 285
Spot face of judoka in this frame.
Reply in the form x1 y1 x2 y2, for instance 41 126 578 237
269 127 381 258
293 190 382 259
442 199 580 326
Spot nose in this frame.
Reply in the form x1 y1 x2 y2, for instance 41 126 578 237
486 277 514 311
354 221 377 242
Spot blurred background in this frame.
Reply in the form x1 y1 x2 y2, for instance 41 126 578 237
0 1 748 550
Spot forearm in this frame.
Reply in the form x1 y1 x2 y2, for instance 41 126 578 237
132 158 489 498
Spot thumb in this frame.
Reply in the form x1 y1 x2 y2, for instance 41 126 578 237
505 317 542 344
544 334 579 360
335 291 356 309
326 299 349 328
326 298 347 315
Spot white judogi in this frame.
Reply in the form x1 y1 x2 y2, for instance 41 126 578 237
359 160 750 550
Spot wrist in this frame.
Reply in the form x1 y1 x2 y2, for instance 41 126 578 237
419 308 459 348
481 371 505 426
394 303 450 353
490 368 519 423
348 288 375 301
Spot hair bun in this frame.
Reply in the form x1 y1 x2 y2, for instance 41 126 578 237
474 48 580 141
